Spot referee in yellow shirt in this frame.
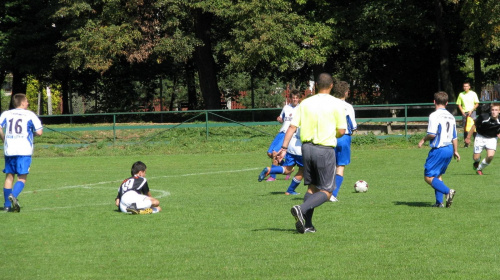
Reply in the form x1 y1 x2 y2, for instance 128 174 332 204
278 73 347 233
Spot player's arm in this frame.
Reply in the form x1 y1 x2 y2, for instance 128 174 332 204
0 128 4 142
452 138 460 161
35 128 43 136
277 124 297 160
418 133 435 148
465 124 476 144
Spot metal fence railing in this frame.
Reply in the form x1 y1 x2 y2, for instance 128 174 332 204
36 102 492 145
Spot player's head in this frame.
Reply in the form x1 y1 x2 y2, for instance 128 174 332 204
316 73 334 92
490 103 500 118
131 161 147 176
434 91 448 105
290 89 301 106
12 94 28 109
463 82 471 91
333 81 349 98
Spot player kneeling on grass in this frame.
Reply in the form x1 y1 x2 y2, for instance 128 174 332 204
465 103 500 175
115 161 161 214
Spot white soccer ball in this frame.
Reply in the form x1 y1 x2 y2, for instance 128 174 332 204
354 180 369 193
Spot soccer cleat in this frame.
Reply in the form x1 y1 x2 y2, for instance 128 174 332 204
304 227 316 233
266 177 275 182
464 143 469 148
285 174 291 180
431 203 444 208
258 167 270 182
329 195 338 202
291 205 305 234
3 207 11 212
285 191 300 195
125 203 153 215
473 161 479 170
476 170 483 175
446 189 456 208
126 206 153 215
8 194 20 213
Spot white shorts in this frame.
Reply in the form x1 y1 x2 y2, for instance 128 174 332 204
119 191 152 213
474 134 498 154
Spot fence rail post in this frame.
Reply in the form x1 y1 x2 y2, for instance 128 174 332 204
205 111 209 140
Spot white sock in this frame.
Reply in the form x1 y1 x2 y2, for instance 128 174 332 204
478 158 489 170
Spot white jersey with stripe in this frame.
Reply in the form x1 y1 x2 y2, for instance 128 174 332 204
0 109 43 156
427 108 457 148
278 104 297 133
287 127 302 156
342 100 357 135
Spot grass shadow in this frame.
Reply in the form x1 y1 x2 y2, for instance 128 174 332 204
252 228 297 233
393 201 433 207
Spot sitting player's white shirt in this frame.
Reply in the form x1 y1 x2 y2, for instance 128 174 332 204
287 127 302 156
0 109 43 156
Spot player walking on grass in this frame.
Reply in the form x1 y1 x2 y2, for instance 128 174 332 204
278 73 346 233
465 103 500 175
0 94 43 212
330 81 357 202
418 91 459 208
264 90 301 181
115 161 161 214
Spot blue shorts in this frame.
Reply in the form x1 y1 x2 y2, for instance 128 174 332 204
335 134 352 166
4 156 32 175
267 132 285 154
283 153 303 167
424 145 453 177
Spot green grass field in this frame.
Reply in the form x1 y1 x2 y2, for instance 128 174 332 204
2 142 500 279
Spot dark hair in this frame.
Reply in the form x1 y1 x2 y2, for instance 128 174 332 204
316 73 334 91
490 103 500 109
333 81 349 98
434 91 448 105
12 94 27 108
290 89 302 97
131 161 147 176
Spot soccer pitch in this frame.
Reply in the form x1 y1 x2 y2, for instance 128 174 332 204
2 147 500 279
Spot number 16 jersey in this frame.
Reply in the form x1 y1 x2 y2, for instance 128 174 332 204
0 109 43 156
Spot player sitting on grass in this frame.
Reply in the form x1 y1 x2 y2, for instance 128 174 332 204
465 103 500 175
115 161 161 214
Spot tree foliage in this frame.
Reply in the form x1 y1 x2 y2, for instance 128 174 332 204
0 0 499 113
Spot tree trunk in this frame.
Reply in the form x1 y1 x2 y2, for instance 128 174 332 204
0 70 6 112
10 70 27 109
473 53 482 94
194 9 220 110
185 59 198 110
61 78 70 114
434 0 455 101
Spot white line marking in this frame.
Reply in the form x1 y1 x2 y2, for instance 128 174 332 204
16 168 258 212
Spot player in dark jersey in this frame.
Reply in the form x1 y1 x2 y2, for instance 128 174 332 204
115 161 161 214
465 103 500 175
